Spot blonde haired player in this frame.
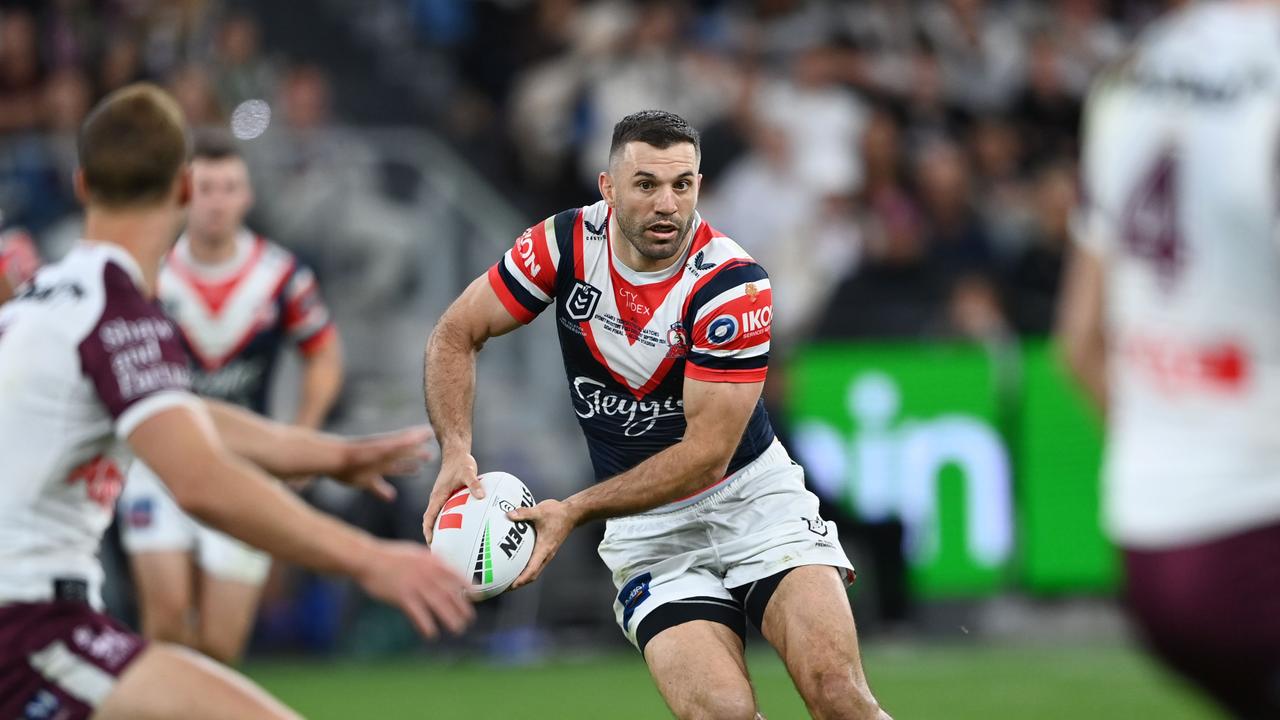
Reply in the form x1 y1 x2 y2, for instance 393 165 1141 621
1061 1 1280 716
0 84 473 720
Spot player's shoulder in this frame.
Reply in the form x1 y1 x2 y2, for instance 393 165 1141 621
687 218 767 283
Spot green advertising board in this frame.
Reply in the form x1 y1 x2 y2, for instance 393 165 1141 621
789 340 1117 598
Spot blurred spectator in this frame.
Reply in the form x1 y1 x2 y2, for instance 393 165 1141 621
0 9 43 133
968 114 1033 257
919 0 1026 112
212 11 277 110
1003 162 1076 334
169 62 224 127
41 66 90 134
577 0 736 186
1012 31 1082 169
915 139 994 273
98 35 145 92
755 45 867 198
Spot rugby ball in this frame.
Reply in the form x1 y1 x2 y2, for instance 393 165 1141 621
429 472 536 600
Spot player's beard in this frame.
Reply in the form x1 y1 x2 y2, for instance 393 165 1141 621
615 204 696 263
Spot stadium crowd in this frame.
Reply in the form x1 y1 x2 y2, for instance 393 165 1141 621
0 0 1174 347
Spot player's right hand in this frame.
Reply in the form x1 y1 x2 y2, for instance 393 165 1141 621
422 452 484 543
357 540 475 640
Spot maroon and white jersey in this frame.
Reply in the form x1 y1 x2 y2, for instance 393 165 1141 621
489 200 776 504
159 231 335 413
0 243 196 606
1079 2 1280 547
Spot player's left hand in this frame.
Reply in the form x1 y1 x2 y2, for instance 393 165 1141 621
331 425 436 501
507 499 579 589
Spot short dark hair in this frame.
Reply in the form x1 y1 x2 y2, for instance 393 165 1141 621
191 129 242 161
78 83 189 208
609 110 700 163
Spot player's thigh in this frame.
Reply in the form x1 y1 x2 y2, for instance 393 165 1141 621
197 572 265 666
94 643 298 720
194 527 270 664
760 565 881 716
128 551 196 641
644 620 758 720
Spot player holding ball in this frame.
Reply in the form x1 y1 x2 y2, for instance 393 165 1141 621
423 110 889 720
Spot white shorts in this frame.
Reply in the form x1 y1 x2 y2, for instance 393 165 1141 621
598 440 854 651
117 461 272 585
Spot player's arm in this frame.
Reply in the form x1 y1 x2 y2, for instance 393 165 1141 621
421 273 523 540
509 376 762 588
129 402 474 638
294 331 343 429
1056 234 1108 414
0 274 11 305
203 397 428 500
282 265 344 429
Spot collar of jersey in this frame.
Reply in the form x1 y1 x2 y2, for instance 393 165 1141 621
172 229 257 281
607 211 703 285
77 240 146 289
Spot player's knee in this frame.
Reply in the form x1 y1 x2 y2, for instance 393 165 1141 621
140 599 191 644
804 667 881 719
196 634 244 666
680 687 757 720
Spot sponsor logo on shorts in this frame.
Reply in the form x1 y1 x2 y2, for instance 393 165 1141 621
618 572 653 630
72 625 137 668
126 498 154 528
23 689 60 720
803 517 829 537
566 281 602 321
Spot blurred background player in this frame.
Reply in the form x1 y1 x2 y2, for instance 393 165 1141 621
423 110 888 720
0 216 40 304
0 82 472 720
1060 1 1280 716
117 129 344 665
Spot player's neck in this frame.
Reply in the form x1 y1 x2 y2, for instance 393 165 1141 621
82 207 178 298
186 229 240 266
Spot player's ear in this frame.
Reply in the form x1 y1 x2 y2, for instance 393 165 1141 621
599 170 615 208
73 168 90 205
176 165 192 207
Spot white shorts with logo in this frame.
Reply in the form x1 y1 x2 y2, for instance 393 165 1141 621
117 461 272 585
598 440 854 650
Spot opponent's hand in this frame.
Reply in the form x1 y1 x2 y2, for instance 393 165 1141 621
332 425 436 502
506 499 579 589
356 540 475 639
422 452 484 543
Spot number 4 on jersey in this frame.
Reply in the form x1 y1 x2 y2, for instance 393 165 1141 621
1122 148 1185 286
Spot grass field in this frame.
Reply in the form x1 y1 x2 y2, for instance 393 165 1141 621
246 643 1222 719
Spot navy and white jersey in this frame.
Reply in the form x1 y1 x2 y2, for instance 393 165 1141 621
489 200 776 496
0 243 197 606
159 231 335 413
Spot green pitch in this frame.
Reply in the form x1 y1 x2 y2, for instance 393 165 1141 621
246 643 1220 719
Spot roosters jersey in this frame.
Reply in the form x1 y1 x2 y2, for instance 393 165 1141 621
489 200 776 493
0 243 197 606
159 231 334 412
1079 2 1280 547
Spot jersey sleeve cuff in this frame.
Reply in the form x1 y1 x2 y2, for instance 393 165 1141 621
296 323 337 356
116 390 202 440
684 364 768 383
487 264 537 324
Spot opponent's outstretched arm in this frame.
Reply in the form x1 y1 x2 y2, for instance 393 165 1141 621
508 376 762 588
203 398 426 500
129 402 475 640
421 273 523 541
